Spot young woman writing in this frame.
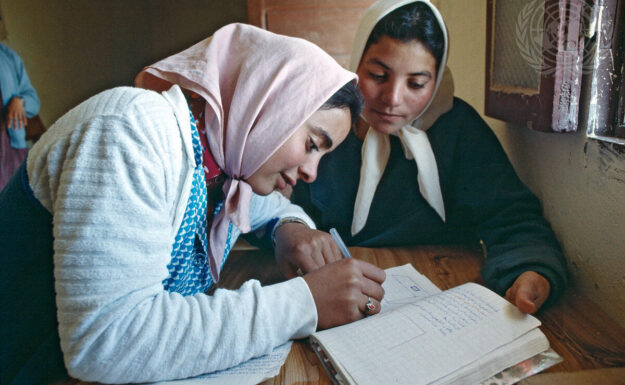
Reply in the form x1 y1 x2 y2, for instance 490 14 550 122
0 23 385 385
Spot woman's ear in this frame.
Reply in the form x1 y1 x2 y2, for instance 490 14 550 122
182 89 206 118
134 72 174 92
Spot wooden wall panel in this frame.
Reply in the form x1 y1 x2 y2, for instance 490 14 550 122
247 0 376 68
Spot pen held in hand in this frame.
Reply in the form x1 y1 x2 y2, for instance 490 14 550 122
329 228 352 259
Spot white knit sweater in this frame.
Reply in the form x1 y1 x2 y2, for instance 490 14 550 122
26 86 317 383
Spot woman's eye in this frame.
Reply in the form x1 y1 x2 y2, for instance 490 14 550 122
369 72 386 81
408 82 425 89
308 137 319 152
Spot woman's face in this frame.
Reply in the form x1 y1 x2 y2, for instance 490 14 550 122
246 107 351 195
356 35 437 135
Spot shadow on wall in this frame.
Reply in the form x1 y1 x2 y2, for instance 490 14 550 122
0 0 247 126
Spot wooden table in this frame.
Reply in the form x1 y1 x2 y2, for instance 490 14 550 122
215 245 625 385
67 245 625 384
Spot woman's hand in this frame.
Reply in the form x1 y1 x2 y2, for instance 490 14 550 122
505 271 551 314
303 258 385 329
274 224 343 278
7 97 27 130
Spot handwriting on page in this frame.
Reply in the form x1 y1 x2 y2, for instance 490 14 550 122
321 284 517 385
407 288 499 337
312 267 545 385
370 285 499 352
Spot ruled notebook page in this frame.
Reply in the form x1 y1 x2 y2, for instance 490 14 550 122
312 276 543 385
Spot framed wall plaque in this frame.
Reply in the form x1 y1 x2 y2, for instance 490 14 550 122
485 0 587 132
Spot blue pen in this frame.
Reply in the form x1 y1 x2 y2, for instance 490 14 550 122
329 228 352 259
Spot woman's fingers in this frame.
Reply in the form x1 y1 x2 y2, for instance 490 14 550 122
360 260 386 285
303 258 386 329
274 224 324 276
275 225 344 276
321 234 342 264
8 97 26 130
505 271 551 314
360 273 385 302
9 113 25 130
296 244 328 272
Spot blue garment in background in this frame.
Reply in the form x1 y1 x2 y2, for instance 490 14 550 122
0 43 40 117
0 43 40 148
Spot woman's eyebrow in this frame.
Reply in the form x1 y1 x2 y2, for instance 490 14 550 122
311 125 333 149
410 71 433 78
368 58 432 78
369 58 391 71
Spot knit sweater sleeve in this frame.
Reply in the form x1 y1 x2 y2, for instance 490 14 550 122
27 87 316 383
443 99 567 306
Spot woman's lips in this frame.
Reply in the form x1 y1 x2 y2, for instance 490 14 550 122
279 172 295 189
372 109 404 123
276 173 286 190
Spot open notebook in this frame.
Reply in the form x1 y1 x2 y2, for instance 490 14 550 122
310 264 562 385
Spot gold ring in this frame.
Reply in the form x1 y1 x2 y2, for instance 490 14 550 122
365 297 375 315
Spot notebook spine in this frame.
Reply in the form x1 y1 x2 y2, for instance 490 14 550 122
310 337 348 385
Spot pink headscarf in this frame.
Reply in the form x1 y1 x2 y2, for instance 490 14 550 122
136 23 356 281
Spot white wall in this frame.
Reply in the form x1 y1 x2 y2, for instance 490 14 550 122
438 0 625 326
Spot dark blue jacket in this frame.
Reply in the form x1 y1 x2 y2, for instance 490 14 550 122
291 98 567 305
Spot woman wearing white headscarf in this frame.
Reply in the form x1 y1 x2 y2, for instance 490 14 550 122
0 23 386 385
273 0 567 316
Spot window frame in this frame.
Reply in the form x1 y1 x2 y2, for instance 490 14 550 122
586 0 625 145
485 0 586 133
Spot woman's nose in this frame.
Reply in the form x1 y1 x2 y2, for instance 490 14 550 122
380 82 402 107
298 157 320 183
